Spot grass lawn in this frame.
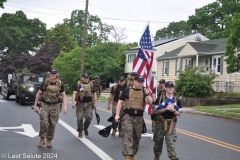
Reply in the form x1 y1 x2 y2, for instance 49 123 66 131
193 104 240 118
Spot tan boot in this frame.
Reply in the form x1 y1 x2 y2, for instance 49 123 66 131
170 157 179 160
111 129 117 136
78 132 83 138
47 139 52 148
154 156 160 160
38 137 45 147
124 156 131 160
84 128 89 136
119 131 123 137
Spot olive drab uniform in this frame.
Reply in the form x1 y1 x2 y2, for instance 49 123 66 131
152 90 180 160
91 79 101 97
75 80 95 134
111 83 124 136
39 77 63 141
121 88 145 158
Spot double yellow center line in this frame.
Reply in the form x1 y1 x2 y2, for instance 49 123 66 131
96 107 240 152
144 119 240 152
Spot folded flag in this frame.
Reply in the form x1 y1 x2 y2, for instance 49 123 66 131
155 97 182 112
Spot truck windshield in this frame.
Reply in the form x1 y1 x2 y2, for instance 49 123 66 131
23 75 42 83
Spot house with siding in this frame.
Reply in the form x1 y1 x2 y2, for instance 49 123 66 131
124 34 208 85
157 38 240 92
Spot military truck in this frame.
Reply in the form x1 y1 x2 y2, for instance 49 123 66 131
0 74 16 100
15 73 44 105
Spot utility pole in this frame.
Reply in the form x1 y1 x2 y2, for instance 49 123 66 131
81 0 89 75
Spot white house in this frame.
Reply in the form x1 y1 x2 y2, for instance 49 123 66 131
124 34 208 86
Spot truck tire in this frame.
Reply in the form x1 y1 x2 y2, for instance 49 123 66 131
6 92 10 100
15 95 19 103
19 94 26 105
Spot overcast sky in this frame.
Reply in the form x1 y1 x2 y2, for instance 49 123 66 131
0 0 217 43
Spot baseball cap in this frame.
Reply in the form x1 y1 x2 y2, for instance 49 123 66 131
131 72 138 76
158 79 165 84
165 81 175 87
119 76 125 82
50 69 57 74
82 73 89 78
134 75 144 82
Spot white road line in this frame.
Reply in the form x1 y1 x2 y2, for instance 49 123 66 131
58 119 113 160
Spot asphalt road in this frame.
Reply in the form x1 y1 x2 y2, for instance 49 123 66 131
0 95 239 160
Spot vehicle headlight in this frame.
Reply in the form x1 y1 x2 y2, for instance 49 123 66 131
29 87 34 91
22 85 27 89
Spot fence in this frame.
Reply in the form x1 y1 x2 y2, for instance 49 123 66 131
212 81 240 92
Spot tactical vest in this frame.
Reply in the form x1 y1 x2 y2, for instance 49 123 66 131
76 81 93 101
124 88 144 110
42 79 62 103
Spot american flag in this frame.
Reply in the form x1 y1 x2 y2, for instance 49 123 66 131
132 24 154 115
155 97 182 112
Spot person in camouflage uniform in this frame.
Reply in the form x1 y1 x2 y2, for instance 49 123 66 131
115 75 152 160
151 79 166 133
152 81 181 160
72 73 97 138
91 75 102 98
123 72 138 89
33 69 67 148
107 76 126 137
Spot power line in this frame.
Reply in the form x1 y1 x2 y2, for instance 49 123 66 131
6 1 171 25
89 4 143 21
4 4 67 18
8 0 78 13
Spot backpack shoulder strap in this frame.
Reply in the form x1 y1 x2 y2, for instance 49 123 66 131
113 83 118 94
77 81 81 90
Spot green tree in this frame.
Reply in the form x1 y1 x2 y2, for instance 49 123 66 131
154 21 192 40
222 13 240 73
63 10 113 47
0 0 7 8
44 23 77 53
52 42 136 91
188 0 240 39
0 10 46 57
175 67 218 98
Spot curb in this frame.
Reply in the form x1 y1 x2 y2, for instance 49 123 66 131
182 108 240 122
69 98 240 122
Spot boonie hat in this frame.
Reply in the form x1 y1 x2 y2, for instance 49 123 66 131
94 75 99 79
158 79 165 84
50 69 57 74
134 75 144 81
82 73 89 78
165 81 175 87
119 76 125 82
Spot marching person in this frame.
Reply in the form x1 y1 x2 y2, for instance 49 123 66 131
152 79 165 102
33 69 67 148
115 75 152 160
123 72 138 88
72 73 97 138
152 81 181 160
152 79 165 133
91 75 102 98
107 76 125 137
